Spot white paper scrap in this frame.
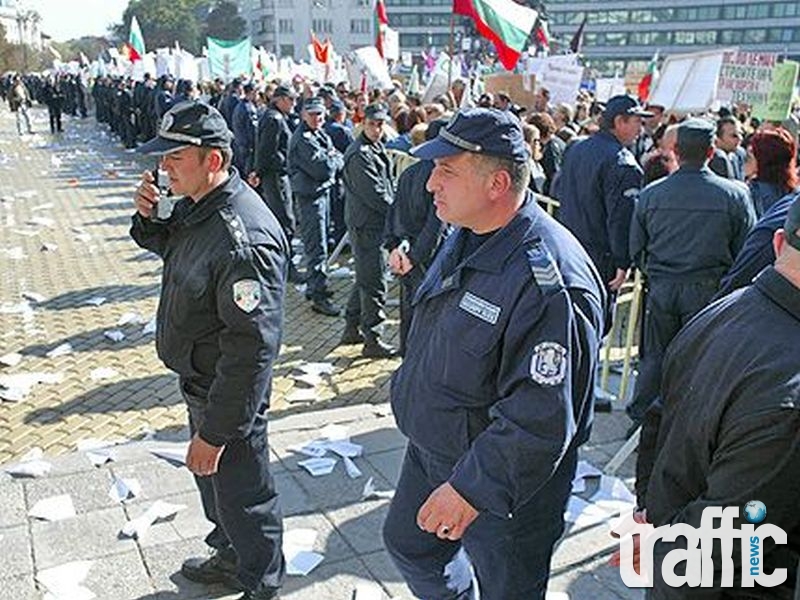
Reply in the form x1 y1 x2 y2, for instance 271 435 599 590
86 448 114 467
29 494 76 521
109 477 141 503
103 330 125 342
574 460 603 481
21 291 46 303
90 367 119 381
116 312 141 326
120 500 186 539
74 232 91 242
0 372 63 402
285 388 318 403
84 296 107 307
28 216 54 228
325 440 363 458
297 457 337 477
293 373 321 388
37 560 95 600
343 456 362 479
150 445 188 465
354 582 383 600
318 424 349 442
362 476 394 500
285 551 324 576
564 496 616 529
299 362 334 376
1 247 26 260
5 447 52 477
142 316 157 335
291 441 328 458
76 437 127 452
590 475 637 505
0 352 23 367
40 242 58 252
46 343 73 358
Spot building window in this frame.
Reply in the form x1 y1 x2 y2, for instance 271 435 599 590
744 28 767 43
773 2 797 17
312 18 333 34
674 31 696 45
695 31 717 44
720 30 745 44
746 5 770 19
278 19 293 34
351 18 371 34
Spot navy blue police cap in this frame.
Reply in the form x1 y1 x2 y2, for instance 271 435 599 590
603 95 654 123
677 118 716 149
411 107 530 163
272 84 297 99
364 103 389 121
137 100 233 155
329 99 345 114
302 96 325 114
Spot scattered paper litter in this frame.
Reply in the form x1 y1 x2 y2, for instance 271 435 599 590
343 456 362 479
86 448 114 467
590 475 637 505
84 296 106 307
285 388 318 403
1 247 25 260
0 352 23 367
74 232 91 242
76 438 128 452
29 494 76 521
293 372 321 388
46 343 73 358
28 216 54 228
354 582 383 600
298 362 334 376
90 367 119 380
318 424 349 442
291 441 328 458
4 447 52 477
21 291 46 303
150 445 188 465
103 330 125 342
564 496 612 529
116 312 141 326
0 372 63 402
328 266 353 278
0 301 32 314
326 440 363 458
36 560 94 600
40 242 58 252
574 460 603 481
297 457 337 477
109 477 141 503
571 478 587 494
50 156 62 168
17 190 37 199
120 500 186 539
283 529 324 576
362 477 394 500
142 316 157 335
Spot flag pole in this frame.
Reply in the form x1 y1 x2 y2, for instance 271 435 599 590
448 12 455 89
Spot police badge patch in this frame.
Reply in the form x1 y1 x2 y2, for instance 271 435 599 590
232 279 260 313
530 342 567 385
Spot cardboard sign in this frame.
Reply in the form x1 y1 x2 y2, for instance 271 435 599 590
484 73 537 109
717 50 777 106
752 60 800 121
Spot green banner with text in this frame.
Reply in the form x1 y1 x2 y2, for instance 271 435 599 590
752 60 799 121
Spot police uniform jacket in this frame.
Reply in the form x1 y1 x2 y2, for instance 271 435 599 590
254 106 291 177
717 192 798 298
390 194 606 519
324 120 355 154
232 100 258 156
629 165 755 283
552 130 643 280
637 268 800 597
287 122 341 198
342 132 394 230
130 170 288 447
154 89 173 120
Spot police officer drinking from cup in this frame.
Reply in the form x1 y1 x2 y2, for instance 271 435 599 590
130 100 287 600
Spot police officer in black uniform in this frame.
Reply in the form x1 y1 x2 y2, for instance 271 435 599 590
130 101 286 600
287 96 342 316
633 197 800 598
382 108 606 599
627 119 755 425
341 103 397 357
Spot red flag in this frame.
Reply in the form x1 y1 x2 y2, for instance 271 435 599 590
374 0 388 58
311 32 330 64
638 53 659 102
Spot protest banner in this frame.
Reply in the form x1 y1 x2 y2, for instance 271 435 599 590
207 37 251 81
528 55 583 105
752 60 799 121
717 50 777 106
649 49 728 113
345 46 393 91
595 77 627 102
484 73 537 108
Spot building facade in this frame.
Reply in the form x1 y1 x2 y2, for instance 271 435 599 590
0 0 43 50
547 1 800 74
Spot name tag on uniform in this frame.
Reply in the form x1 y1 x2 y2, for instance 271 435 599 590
459 292 501 325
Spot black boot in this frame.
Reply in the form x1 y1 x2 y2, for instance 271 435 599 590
311 298 341 317
181 548 240 588
339 324 364 345
362 338 397 359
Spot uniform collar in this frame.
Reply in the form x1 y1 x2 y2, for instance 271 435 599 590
179 169 241 228
754 267 800 322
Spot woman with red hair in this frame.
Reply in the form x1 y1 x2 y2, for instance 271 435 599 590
745 128 800 216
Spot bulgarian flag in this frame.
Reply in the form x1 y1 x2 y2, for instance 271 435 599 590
128 15 145 62
374 0 389 58
453 0 538 70
638 52 659 102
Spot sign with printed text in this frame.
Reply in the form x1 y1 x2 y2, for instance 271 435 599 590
752 60 799 121
717 51 777 106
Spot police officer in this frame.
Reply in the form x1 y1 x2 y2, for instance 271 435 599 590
324 99 355 248
251 84 302 282
627 119 755 425
154 75 174 122
129 101 286 600
382 108 606 599
232 83 259 177
632 198 800 597
553 95 651 305
287 96 342 316
341 103 396 357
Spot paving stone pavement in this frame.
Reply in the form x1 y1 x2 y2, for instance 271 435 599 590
0 106 644 599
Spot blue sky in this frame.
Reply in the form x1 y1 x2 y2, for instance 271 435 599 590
29 0 129 41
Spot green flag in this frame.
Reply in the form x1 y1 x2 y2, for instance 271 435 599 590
207 37 251 82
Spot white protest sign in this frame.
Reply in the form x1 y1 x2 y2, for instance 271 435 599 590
717 50 777 106
649 49 728 113
528 55 583 105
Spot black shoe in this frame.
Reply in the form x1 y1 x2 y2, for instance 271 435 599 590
305 289 334 300
288 266 306 284
237 586 280 600
181 550 239 587
362 339 398 359
339 325 364 345
311 298 341 317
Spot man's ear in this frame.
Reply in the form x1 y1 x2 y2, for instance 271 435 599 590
206 149 223 173
773 228 786 258
488 169 512 198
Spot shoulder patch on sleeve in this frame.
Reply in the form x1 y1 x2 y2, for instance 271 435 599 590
618 149 639 167
530 342 567 385
232 279 260 313
526 243 564 292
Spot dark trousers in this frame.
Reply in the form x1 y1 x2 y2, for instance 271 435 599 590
345 225 387 341
260 173 296 244
329 177 347 248
383 443 575 600
183 382 284 591
297 192 329 300
626 279 718 422
47 105 62 133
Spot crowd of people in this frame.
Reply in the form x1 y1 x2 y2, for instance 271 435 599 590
4 63 798 597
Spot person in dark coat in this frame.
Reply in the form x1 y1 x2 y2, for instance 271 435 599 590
231 83 258 177
130 101 286 600
42 75 65 133
323 99 355 248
